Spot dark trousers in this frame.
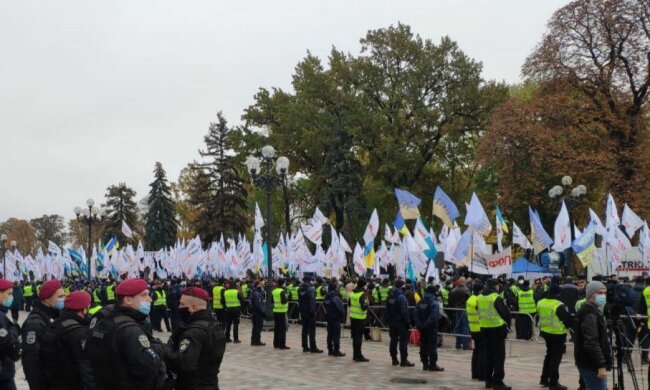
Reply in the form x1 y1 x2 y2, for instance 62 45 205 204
273 313 287 347
419 327 438 368
326 319 341 353
215 308 225 327
471 331 486 380
251 313 263 343
516 313 534 340
301 315 317 350
225 309 241 341
10 309 19 323
541 333 566 386
151 305 171 331
389 323 409 362
0 379 16 390
24 296 33 312
351 318 365 358
482 326 507 386
169 309 180 331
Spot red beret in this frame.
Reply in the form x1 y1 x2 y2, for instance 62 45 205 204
182 287 210 302
39 280 62 300
65 291 91 311
0 279 12 291
115 278 149 297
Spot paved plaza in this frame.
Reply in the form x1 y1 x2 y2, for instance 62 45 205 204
12 313 650 390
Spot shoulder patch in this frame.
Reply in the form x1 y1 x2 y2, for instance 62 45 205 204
138 334 151 348
89 317 98 329
179 338 191 353
26 331 36 344
0 328 7 337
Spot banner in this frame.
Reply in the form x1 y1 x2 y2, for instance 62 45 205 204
483 246 512 277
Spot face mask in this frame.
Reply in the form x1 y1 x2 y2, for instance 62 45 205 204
138 301 152 315
3 296 13 308
179 307 191 323
518 280 524 285
594 294 607 308
53 298 65 311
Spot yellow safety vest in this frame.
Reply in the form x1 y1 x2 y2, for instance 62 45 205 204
575 298 586 313
537 298 566 335
212 286 224 309
64 287 71 297
339 287 349 301
107 284 115 301
517 290 536 314
379 286 392 303
643 287 650 329
477 293 505 328
154 290 167 307
441 288 449 305
23 285 33 297
349 291 367 320
315 285 325 301
224 289 241 308
272 288 288 313
89 305 102 315
466 294 481 333
287 285 299 301
241 284 250 298
93 289 101 303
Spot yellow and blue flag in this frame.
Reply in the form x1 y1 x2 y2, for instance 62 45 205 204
433 186 460 227
393 211 411 237
496 206 509 233
395 189 421 220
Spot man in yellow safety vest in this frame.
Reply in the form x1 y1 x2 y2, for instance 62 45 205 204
537 284 573 390
477 279 511 390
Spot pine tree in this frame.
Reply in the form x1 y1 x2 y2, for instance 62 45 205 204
102 183 140 244
189 113 249 243
144 162 178 250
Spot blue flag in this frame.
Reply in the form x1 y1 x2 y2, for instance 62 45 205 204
395 189 421 220
433 186 460 227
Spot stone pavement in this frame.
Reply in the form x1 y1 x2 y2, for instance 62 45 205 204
12 313 649 389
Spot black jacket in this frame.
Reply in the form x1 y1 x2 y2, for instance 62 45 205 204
574 301 611 371
0 308 20 382
22 300 59 390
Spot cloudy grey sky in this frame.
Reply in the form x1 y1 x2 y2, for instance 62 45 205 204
0 0 569 222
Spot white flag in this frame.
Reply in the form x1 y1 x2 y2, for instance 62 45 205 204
254 203 265 231
122 221 133 238
464 193 492 236
363 209 379 246
312 207 328 226
553 201 571 252
589 208 607 237
605 193 620 231
621 204 643 237
512 222 532 250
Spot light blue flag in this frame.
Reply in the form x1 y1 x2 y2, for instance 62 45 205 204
529 207 554 252
433 186 460 227
395 189 422 220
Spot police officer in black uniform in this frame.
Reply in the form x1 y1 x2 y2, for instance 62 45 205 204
415 284 443 371
86 278 167 390
299 275 323 353
165 287 226 390
0 279 21 390
250 280 266 346
386 280 414 367
22 279 66 390
41 291 96 390
324 283 345 357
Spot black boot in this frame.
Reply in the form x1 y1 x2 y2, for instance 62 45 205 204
392 357 399 366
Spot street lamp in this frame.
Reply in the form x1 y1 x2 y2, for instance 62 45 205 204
549 176 587 274
245 146 290 321
74 198 105 280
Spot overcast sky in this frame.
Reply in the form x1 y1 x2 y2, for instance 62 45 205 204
0 0 570 222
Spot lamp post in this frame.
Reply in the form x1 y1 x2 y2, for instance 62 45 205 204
548 175 587 275
245 145 290 320
74 199 105 280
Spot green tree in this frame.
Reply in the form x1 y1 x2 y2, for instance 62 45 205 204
144 162 178 250
29 214 66 250
102 183 140 244
190 113 249 243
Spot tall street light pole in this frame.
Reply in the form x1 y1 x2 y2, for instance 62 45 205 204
245 145 290 321
74 199 105 280
0 234 6 279
548 175 587 276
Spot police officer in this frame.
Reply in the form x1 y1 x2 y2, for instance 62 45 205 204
0 279 21 390
105 279 117 305
222 281 242 343
386 280 414 366
516 280 536 340
349 278 369 362
22 279 66 390
537 284 572 390
250 280 266 346
151 280 171 332
467 282 485 381
324 283 345 357
211 279 225 326
299 275 323 353
272 278 290 349
477 279 512 390
165 287 226 390
23 281 35 311
168 279 183 331
415 284 443 371
86 278 167 390
40 291 96 390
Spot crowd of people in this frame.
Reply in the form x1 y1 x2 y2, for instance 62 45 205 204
0 271 646 389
